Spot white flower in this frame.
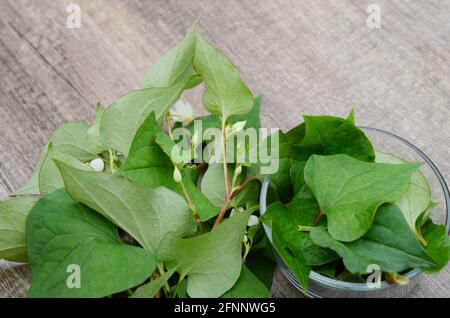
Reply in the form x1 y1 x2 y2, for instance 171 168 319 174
247 215 260 227
89 158 105 172
171 100 194 124
173 166 182 183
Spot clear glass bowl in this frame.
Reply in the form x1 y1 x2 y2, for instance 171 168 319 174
259 126 450 298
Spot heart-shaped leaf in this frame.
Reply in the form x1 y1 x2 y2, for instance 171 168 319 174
99 82 186 156
142 24 200 89
174 209 251 298
26 189 157 297
55 162 197 253
290 115 375 193
310 204 436 273
304 154 420 241
262 186 339 289
117 112 175 189
193 33 253 121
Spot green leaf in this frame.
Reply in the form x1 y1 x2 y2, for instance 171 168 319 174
55 162 197 253
142 25 200 89
99 82 186 156
376 152 431 234
244 228 276 289
200 164 256 209
290 114 375 193
346 108 355 125
229 95 261 130
131 267 178 298
310 204 437 274
250 126 304 202
87 103 108 154
15 122 98 196
221 265 270 298
39 146 92 195
297 115 375 162
261 187 339 289
421 220 450 273
304 154 420 242
200 164 233 208
193 33 253 120
49 122 98 161
26 189 157 297
0 197 38 262
174 209 251 298
117 112 176 189
182 168 218 221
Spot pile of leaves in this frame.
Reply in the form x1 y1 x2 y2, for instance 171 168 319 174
0 24 275 298
261 112 450 288
0 23 449 298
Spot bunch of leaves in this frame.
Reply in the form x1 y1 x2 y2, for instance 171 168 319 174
260 112 450 289
0 23 275 298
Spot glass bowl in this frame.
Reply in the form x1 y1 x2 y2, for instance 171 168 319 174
259 126 450 298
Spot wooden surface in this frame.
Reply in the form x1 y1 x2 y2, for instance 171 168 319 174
0 0 449 298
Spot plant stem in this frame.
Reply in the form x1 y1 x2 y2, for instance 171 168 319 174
165 112 173 138
298 225 314 232
312 208 323 225
221 119 231 197
213 195 233 230
157 263 170 296
180 181 205 233
417 228 428 246
108 149 116 173
165 111 204 232
212 177 256 229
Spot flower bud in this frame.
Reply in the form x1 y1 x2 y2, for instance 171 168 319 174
234 165 242 178
89 158 105 172
173 166 182 183
247 215 260 227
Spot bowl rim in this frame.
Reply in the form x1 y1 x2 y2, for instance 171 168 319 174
259 126 450 291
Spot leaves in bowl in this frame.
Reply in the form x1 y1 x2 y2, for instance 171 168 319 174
310 204 437 274
304 154 420 242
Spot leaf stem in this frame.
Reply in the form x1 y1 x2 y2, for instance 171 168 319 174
212 177 255 229
165 112 173 139
312 208 324 225
180 181 205 233
417 228 428 246
108 149 116 173
221 119 231 197
298 225 314 232
157 263 170 296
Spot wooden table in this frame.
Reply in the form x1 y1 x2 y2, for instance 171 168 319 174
1 0 449 298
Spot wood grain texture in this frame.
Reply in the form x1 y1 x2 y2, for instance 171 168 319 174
0 0 449 297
